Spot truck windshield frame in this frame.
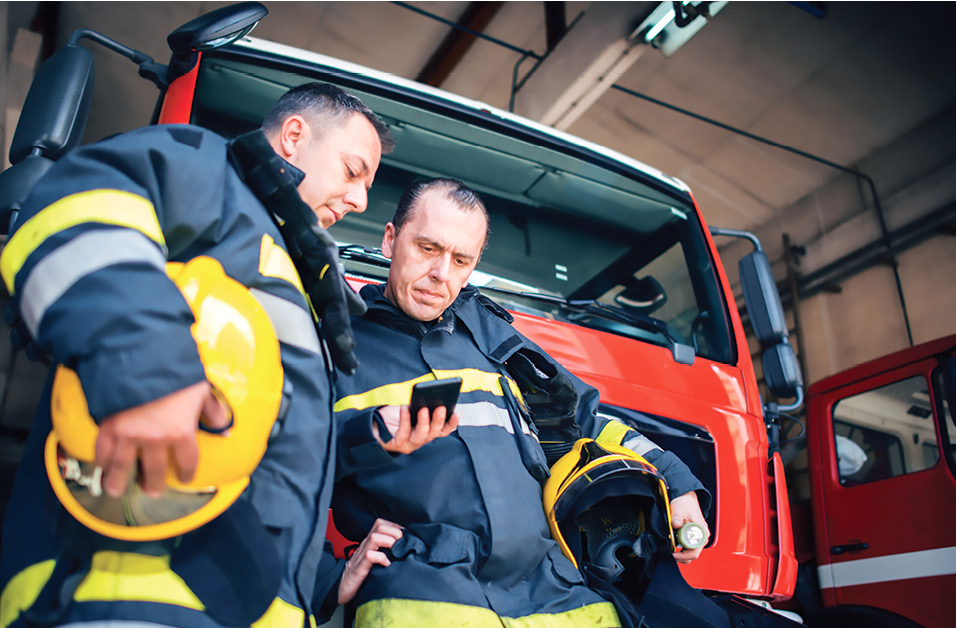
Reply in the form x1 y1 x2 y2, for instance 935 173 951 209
190 46 736 364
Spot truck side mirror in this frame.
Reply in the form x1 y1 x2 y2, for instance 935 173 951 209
167 2 268 54
9 45 94 165
709 226 803 412
739 250 787 346
763 342 802 399
0 43 94 234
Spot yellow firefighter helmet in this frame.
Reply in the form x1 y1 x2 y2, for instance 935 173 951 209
543 438 676 582
45 256 284 542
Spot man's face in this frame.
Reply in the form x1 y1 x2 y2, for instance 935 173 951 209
382 189 487 322
287 113 383 229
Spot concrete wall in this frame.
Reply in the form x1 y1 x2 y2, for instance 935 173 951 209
724 104 956 391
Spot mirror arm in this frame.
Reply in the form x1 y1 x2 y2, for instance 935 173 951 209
67 29 168 89
708 225 762 252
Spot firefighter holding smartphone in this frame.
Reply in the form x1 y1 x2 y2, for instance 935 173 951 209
315 178 712 628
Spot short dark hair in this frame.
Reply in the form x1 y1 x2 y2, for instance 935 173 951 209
262 82 395 154
392 178 490 249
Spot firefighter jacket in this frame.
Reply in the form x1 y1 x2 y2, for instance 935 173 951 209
0 125 333 628
323 282 708 627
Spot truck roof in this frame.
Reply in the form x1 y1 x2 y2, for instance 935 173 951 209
234 36 691 196
808 333 956 396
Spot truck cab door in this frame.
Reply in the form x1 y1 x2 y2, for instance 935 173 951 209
809 351 956 627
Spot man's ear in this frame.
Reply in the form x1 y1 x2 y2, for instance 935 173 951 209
382 222 397 259
275 114 307 158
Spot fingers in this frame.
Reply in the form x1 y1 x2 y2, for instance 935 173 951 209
96 434 135 498
440 411 460 437
339 518 403 605
380 404 458 454
93 381 212 497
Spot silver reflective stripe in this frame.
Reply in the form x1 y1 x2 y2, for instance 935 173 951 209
20 229 166 336
817 545 956 589
456 401 533 436
622 433 663 456
249 288 320 355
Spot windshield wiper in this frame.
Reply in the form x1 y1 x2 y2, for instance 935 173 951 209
338 244 390 268
480 287 695 365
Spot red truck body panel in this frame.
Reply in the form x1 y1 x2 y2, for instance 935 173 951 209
804 334 956 627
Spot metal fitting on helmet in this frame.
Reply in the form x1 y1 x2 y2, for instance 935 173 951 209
45 256 284 541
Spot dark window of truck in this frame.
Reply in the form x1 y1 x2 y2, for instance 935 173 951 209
190 49 736 364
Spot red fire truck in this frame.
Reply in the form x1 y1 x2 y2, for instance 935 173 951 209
783 334 956 627
0 3 806 626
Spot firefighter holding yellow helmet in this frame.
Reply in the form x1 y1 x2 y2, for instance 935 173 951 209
0 81 393 628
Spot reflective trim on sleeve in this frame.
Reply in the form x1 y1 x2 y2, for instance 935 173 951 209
621 434 663 457
258 234 304 295
19 229 167 336
1 190 166 294
457 401 532 435
0 559 56 628
355 598 620 628
333 368 523 412
594 417 634 446
249 288 321 355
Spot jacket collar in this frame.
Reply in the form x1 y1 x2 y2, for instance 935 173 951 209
359 282 479 335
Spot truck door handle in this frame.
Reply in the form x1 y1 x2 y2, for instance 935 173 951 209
830 542 868 555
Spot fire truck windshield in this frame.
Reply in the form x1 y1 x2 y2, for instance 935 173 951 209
191 47 735 364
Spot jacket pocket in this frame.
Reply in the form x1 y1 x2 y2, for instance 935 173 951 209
390 523 479 568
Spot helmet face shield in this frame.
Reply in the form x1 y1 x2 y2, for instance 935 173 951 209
45 256 281 542
544 439 676 576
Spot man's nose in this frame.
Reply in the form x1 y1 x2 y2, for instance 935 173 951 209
429 254 451 282
343 184 368 214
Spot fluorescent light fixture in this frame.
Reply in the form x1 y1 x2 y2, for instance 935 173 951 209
643 8 675 42
632 1 728 57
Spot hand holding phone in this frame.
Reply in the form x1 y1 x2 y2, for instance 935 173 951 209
409 377 462 426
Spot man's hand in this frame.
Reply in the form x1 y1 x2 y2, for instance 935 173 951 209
670 491 710 564
338 518 403 605
373 404 459 455
95 381 229 498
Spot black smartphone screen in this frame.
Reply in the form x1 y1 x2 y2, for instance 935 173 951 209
409 377 462 425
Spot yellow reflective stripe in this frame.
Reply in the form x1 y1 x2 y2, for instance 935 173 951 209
0 554 302 626
355 598 620 628
73 551 203 609
1 190 166 294
334 373 436 412
258 234 305 295
252 595 306 628
356 598 504 627
333 368 524 413
0 560 55 628
595 419 633 446
502 602 620 628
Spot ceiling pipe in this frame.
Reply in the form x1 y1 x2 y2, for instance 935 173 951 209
610 83 914 347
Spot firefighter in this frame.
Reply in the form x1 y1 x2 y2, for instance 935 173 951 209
0 82 393 627
316 178 711 626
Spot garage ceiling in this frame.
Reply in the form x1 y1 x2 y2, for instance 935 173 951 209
6 1 956 300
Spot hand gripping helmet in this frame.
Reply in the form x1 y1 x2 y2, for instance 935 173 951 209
543 438 676 589
45 256 285 542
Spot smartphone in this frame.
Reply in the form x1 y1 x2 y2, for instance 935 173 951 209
409 377 462 426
